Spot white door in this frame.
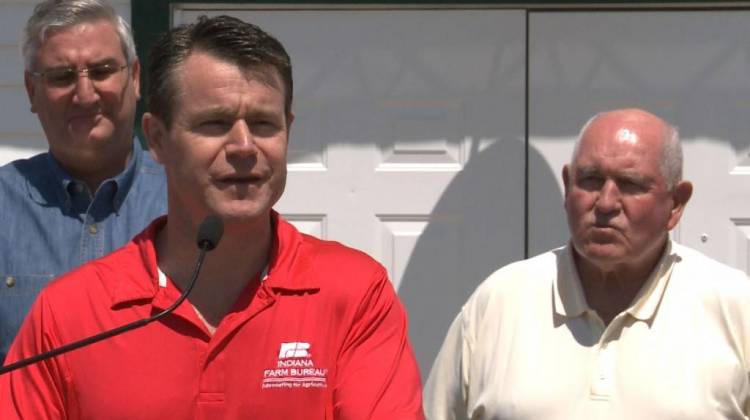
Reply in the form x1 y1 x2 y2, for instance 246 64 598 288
174 7 528 376
529 11 750 273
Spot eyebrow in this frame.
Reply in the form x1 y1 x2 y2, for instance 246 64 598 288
574 166 601 177
192 106 233 120
191 105 282 121
38 58 121 71
575 166 649 183
618 172 649 184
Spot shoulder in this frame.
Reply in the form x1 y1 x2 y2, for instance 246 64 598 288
302 233 382 269
274 231 405 335
673 243 744 273
667 243 750 355
0 154 56 215
134 144 166 182
17 238 153 352
457 247 560 331
129 143 167 207
298 233 388 287
471 248 559 305
41 239 150 310
671 242 750 300
0 153 51 188
137 147 164 176
272 218 395 317
669 243 750 331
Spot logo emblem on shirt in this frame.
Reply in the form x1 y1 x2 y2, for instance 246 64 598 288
278 342 310 358
262 341 328 390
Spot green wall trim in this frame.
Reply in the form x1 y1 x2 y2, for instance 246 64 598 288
132 1 169 135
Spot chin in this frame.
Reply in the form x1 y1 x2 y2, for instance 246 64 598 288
577 242 627 262
213 204 271 223
203 190 281 221
86 127 117 144
68 132 114 150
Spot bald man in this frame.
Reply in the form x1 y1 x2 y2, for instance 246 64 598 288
425 108 750 419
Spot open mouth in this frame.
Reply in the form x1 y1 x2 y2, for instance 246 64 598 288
216 175 263 186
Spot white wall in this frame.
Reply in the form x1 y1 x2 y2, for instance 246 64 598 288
0 0 131 165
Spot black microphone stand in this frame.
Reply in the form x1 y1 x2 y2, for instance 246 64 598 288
0 215 223 376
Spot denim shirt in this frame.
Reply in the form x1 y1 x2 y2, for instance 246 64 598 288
0 139 167 363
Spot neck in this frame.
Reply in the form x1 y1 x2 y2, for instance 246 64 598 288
53 137 133 193
573 240 667 326
156 212 274 332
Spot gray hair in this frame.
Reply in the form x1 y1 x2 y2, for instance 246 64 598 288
571 110 683 190
22 0 136 71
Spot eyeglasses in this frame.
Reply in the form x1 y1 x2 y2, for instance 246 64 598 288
30 63 128 88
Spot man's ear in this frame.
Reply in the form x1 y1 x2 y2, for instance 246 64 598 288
130 58 141 100
666 180 693 231
24 72 37 113
141 112 166 164
562 165 571 198
286 111 295 135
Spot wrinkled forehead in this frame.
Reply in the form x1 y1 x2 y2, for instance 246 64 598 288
176 52 284 92
168 53 286 117
242 65 285 95
33 20 126 63
572 123 665 180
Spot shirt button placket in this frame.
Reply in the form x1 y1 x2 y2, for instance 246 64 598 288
589 314 620 402
80 213 99 261
590 343 615 400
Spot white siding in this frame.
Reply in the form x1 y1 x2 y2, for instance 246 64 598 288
0 0 131 165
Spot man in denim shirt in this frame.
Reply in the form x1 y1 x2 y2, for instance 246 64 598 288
0 0 166 363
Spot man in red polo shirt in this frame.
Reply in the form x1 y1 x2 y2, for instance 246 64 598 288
0 15 424 419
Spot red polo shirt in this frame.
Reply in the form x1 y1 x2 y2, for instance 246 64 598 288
0 215 424 419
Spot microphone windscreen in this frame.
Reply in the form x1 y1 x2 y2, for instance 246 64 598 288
196 215 224 250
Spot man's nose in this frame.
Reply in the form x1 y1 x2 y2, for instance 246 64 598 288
225 120 259 157
71 75 99 106
595 179 621 214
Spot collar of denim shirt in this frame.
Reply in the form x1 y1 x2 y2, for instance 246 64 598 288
28 138 143 214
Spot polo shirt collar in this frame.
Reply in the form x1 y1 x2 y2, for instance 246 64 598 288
262 210 321 292
108 212 321 308
553 241 678 322
626 240 677 321
108 216 166 308
553 244 589 318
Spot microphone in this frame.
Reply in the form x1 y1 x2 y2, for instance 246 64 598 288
0 215 224 375
197 214 223 251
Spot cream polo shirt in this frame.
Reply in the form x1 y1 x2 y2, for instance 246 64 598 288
425 241 750 420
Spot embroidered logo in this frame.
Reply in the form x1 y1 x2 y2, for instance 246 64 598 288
278 342 310 358
262 342 328 390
